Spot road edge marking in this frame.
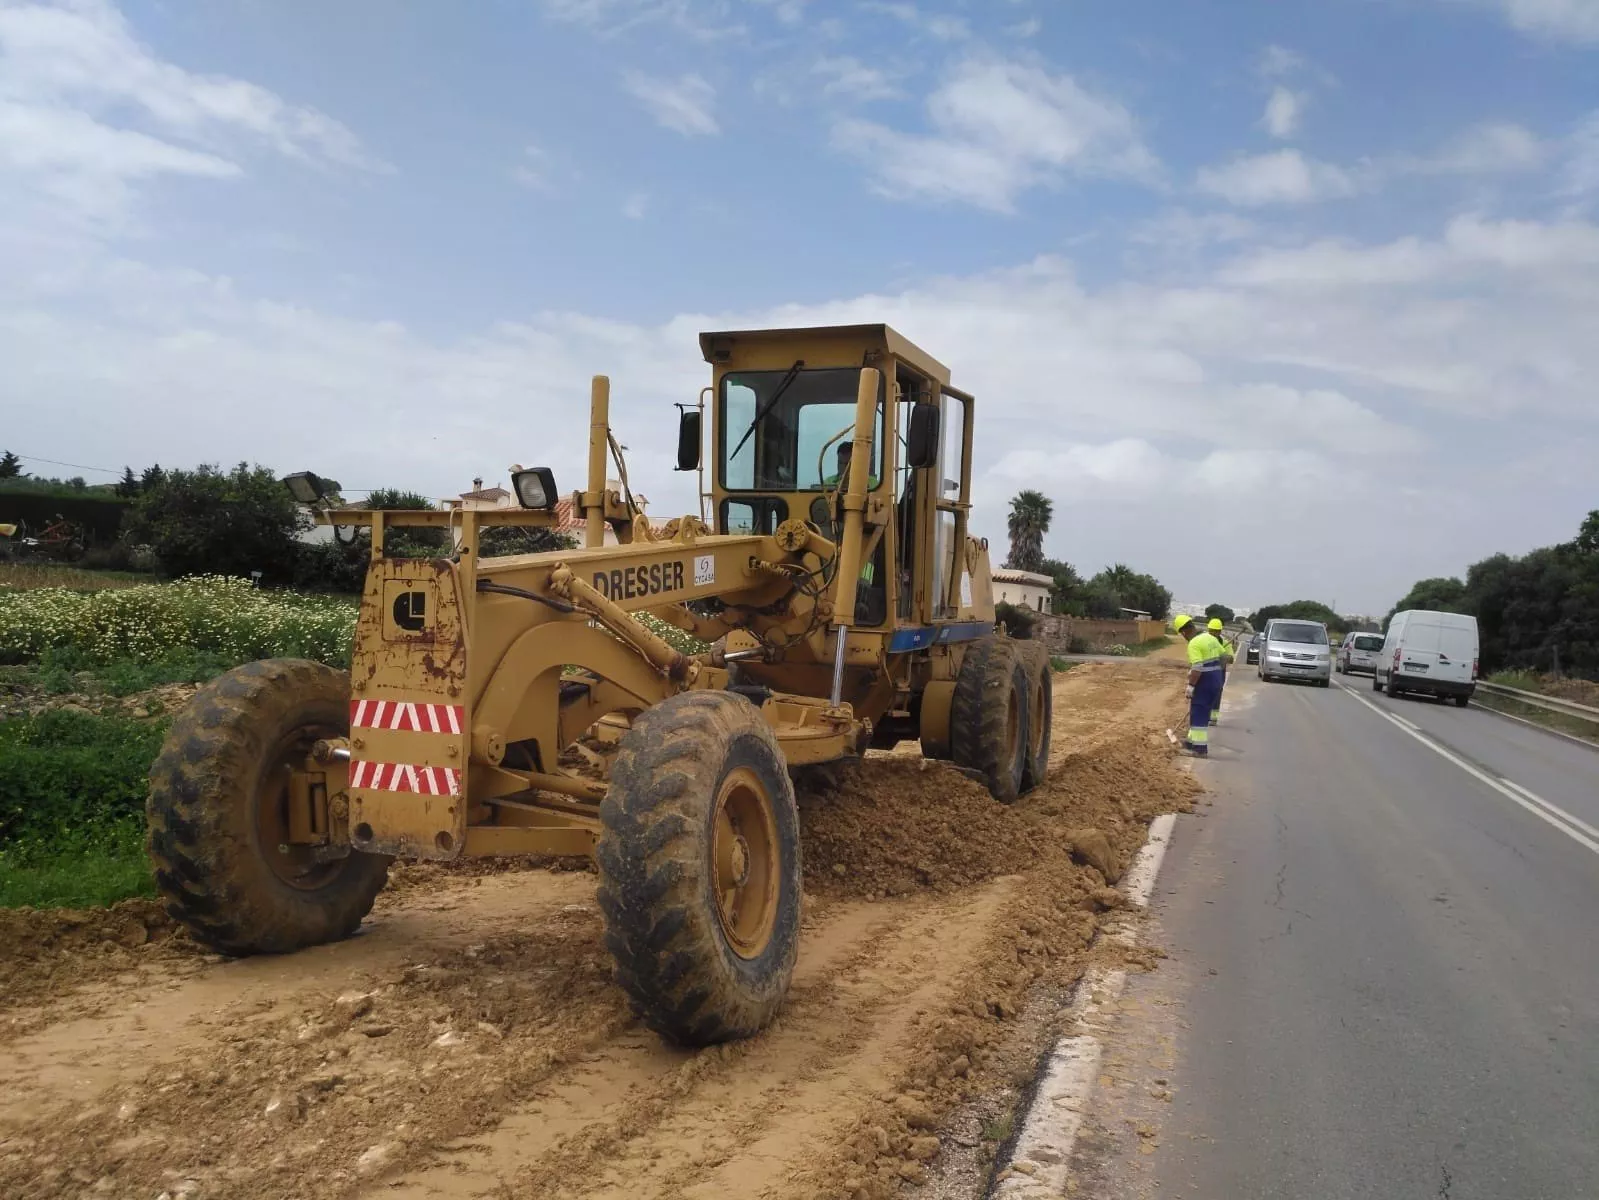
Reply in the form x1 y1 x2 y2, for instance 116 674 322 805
1472 698 1599 755
1334 681 1599 857
992 815 1177 1196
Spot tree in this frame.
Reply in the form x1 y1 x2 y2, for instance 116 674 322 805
1387 577 1466 624
0 451 22 479
1040 557 1084 615
1004 490 1053 574
364 488 446 558
1253 600 1342 630
127 462 307 581
1576 509 1599 557
140 464 166 493
1205 604 1235 625
1087 563 1171 620
115 467 140 498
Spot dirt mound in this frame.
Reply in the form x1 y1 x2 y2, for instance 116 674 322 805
0 898 196 1021
800 732 1198 902
799 760 1048 897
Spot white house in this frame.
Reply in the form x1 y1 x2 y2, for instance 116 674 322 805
992 568 1054 613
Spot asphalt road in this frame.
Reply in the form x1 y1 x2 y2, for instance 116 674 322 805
1112 671 1599 1200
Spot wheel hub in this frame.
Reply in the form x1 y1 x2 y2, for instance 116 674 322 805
712 767 780 959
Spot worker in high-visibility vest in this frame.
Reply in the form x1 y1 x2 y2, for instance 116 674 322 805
1175 615 1225 757
1208 617 1234 725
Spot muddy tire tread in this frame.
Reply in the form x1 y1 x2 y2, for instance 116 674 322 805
950 637 1028 803
1015 641 1053 792
146 658 390 956
596 691 801 1046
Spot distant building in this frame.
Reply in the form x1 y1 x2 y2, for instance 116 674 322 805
992 568 1054 613
448 475 647 546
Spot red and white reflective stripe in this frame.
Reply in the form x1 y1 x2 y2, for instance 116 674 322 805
349 759 461 796
350 700 463 734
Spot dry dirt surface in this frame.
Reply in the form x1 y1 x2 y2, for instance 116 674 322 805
0 660 1199 1200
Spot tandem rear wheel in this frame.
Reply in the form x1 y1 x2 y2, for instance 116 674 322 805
950 636 1035 804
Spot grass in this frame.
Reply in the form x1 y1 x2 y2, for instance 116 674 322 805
0 562 149 591
0 709 166 909
1049 656 1076 673
1478 670 1599 745
0 826 155 909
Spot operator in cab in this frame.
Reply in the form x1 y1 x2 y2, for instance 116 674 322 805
1175 615 1225 757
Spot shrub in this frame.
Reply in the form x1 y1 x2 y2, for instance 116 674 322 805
126 463 307 582
995 601 1038 640
0 575 357 668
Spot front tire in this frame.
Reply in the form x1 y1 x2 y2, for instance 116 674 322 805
146 659 391 956
596 691 801 1046
951 638 1030 804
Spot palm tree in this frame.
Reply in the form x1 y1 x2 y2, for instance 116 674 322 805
1005 490 1053 573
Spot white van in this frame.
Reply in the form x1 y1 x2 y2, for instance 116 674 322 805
1375 610 1479 706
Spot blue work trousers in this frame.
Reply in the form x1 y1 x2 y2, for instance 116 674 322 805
1187 670 1224 755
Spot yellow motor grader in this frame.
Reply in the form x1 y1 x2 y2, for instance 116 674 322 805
147 324 1052 1045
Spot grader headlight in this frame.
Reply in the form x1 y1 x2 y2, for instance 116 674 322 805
511 467 559 510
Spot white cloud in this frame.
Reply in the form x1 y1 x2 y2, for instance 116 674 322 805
0 0 379 170
623 71 720 136
1407 120 1546 174
1562 111 1599 199
1258 44 1304 77
812 56 900 102
834 58 1157 212
511 145 555 192
1007 18 1043 38
622 191 649 219
8 208 1599 611
1196 149 1357 206
869 2 970 41
1262 86 1302 138
1128 208 1257 250
538 0 744 40
1460 0 1599 43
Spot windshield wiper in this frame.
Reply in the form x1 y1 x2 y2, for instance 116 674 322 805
726 359 804 466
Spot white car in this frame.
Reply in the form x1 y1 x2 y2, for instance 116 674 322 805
1374 610 1478 706
1258 619 1332 686
1337 632 1384 676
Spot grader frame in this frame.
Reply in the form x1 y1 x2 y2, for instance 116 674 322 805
147 324 1052 1045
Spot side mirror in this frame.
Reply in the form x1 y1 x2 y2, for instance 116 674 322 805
906 402 940 470
676 409 702 471
511 467 559 510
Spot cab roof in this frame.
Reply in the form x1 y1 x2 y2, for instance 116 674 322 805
698 324 951 387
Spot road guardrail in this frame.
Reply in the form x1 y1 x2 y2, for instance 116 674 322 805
1475 680 1599 726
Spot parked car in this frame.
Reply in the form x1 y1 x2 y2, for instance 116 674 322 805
1337 631 1385 676
1375 610 1478 706
1245 633 1262 664
1258 619 1332 686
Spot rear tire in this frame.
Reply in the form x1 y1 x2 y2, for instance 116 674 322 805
1014 642 1053 792
146 659 391 956
596 691 801 1046
1373 674 1384 693
1454 694 1470 708
951 637 1029 804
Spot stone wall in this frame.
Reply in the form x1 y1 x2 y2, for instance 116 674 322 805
1029 615 1167 654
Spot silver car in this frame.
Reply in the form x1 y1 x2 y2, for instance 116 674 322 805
1258 619 1332 686
1337 631 1384 676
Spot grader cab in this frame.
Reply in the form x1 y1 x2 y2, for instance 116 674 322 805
147 324 1053 1045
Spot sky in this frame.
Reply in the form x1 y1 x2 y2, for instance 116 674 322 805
2 0 1597 615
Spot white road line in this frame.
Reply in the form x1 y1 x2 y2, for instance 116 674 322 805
1498 777 1599 842
1335 682 1599 857
995 817 1179 1195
